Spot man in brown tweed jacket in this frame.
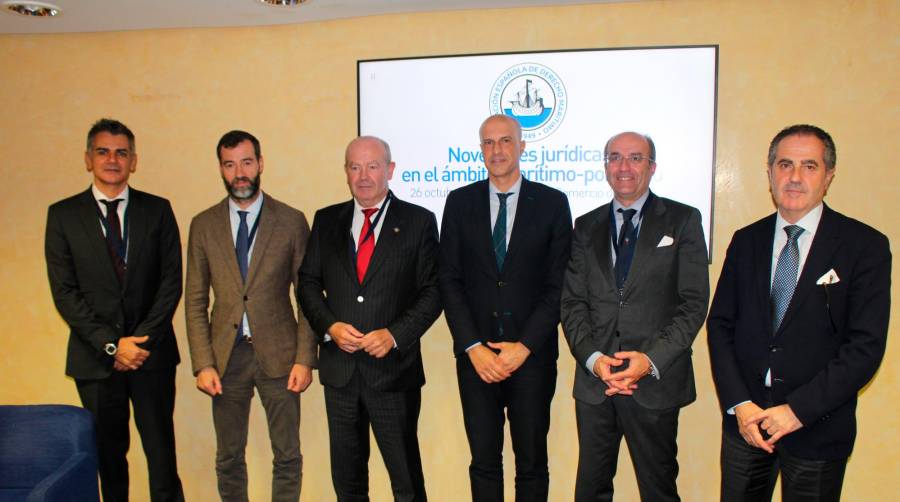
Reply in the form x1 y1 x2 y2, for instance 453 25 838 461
185 130 317 502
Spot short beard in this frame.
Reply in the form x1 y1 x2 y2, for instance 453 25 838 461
223 173 261 201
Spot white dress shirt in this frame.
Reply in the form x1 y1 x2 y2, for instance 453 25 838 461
92 184 130 260
229 192 264 338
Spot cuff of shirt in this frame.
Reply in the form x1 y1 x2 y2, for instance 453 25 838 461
586 352 603 377
727 400 752 415
465 341 482 352
323 334 332 343
646 355 660 380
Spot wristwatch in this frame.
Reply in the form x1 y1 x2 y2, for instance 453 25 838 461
104 343 118 356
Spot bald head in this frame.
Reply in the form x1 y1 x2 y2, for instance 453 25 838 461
480 114 522 143
345 135 392 167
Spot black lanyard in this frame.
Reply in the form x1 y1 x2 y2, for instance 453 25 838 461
359 190 392 247
242 200 264 249
95 199 129 258
608 192 654 256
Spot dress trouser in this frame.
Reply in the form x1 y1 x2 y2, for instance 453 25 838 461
574 395 681 502
76 367 184 502
456 357 556 502
213 340 302 502
324 369 426 502
720 430 847 502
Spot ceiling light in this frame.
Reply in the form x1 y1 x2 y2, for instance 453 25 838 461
3 1 60 17
257 0 309 6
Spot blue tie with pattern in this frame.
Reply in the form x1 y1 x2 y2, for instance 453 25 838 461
493 192 512 270
235 211 250 343
771 225 804 332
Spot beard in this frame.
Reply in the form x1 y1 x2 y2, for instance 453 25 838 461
223 173 261 201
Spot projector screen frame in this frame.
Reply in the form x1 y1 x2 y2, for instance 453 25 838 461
357 44 719 262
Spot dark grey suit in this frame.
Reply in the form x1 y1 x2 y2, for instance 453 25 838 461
298 195 441 501
561 192 709 501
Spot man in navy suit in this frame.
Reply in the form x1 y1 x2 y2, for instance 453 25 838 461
440 114 572 501
707 124 891 501
45 118 184 501
299 136 441 502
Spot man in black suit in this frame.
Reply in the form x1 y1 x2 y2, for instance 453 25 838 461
707 124 891 501
439 114 572 502
298 136 441 502
561 131 709 501
45 118 184 501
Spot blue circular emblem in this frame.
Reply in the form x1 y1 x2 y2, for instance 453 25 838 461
489 63 567 142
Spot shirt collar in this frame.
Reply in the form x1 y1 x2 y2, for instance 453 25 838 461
489 176 523 196
775 202 824 236
353 192 390 213
228 191 264 216
612 189 650 215
91 184 129 203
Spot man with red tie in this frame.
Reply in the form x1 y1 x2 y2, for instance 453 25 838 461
299 136 442 501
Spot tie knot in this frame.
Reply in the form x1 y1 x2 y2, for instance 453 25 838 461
101 199 121 212
238 210 249 223
618 208 637 222
362 207 378 219
497 192 513 203
784 225 804 241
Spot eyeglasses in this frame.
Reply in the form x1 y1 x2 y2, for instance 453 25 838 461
605 153 654 165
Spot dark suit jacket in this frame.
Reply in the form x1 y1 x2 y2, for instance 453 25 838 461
707 204 891 460
561 192 709 408
298 195 441 392
184 193 317 378
46 187 182 380
439 178 572 366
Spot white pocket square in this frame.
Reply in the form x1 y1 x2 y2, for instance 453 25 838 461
657 235 674 247
816 269 840 285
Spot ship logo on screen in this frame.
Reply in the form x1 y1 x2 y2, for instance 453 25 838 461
490 62 567 142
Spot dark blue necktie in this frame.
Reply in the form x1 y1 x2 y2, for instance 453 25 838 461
236 211 250 283
771 225 804 332
235 211 250 344
614 208 638 291
100 199 126 283
492 192 512 270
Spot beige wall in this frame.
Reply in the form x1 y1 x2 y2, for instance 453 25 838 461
1 0 897 500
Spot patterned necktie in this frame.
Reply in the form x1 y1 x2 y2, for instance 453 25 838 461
235 211 250 283
356 208 378 283
771 225 804 332
493 192 512 270
614 208 638 291
100 199 126 283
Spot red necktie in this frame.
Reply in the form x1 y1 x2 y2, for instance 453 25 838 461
356 208 378 283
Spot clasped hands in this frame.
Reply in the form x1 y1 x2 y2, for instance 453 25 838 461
328 322 395 358
593 351 652 396
112 335 150 372
734 402 803 453
468 341 531 383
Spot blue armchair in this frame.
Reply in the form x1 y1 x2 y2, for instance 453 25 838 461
0 405 99 502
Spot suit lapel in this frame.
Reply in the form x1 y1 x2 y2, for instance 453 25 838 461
123 190 146 286
590 203 615 287
75 189 119 285
336 201 356 282
753 216 777 334
777 206 841 335
245 195 275 290
623 195 665 293
211 198 244 289
361 199 403 285
503 178 533 270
